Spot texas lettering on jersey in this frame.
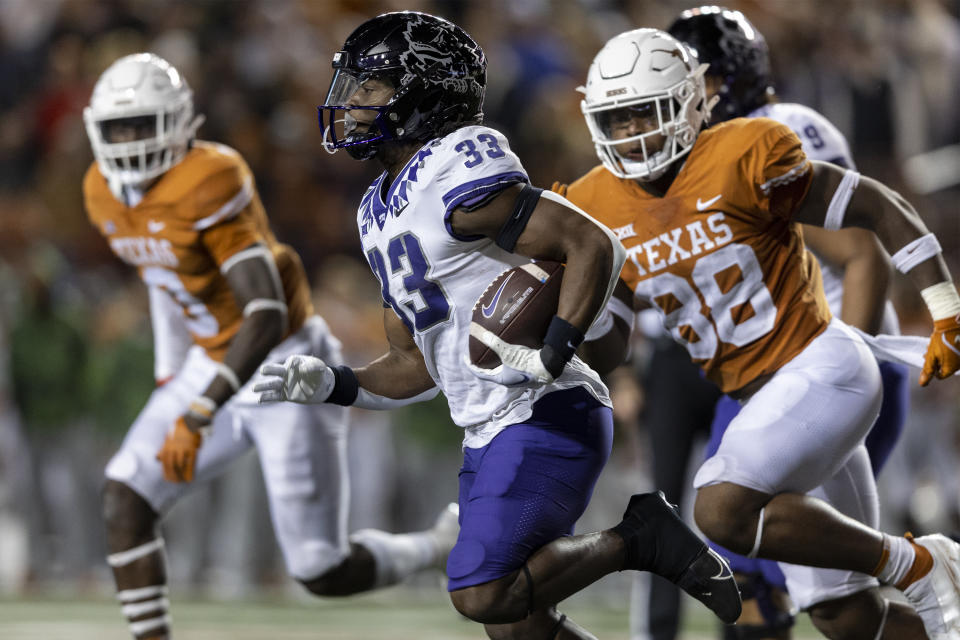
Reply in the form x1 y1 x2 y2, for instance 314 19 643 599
83 141 313 361
563 117 832 393
109 236 179 267
619 211 733 276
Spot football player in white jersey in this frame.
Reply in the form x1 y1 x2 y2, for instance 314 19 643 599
623 8 915 640
84 53 461 640
256 11 741 640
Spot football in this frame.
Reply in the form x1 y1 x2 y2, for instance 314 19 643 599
469 260 564 369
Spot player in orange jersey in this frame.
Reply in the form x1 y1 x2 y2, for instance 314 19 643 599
83 53 458 640
565 29 960 640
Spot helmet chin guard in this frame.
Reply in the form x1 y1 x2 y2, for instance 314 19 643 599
84 53 203 198
580 29 714 181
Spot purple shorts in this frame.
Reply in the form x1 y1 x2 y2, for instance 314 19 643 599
446 387 612 591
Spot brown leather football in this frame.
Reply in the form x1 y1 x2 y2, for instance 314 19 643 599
469 261 564 369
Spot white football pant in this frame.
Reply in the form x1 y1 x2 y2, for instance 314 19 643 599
105 316 350 580
694 318 883 609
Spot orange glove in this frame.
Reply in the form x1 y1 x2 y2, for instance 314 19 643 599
920 315 960 386
156 416 203 483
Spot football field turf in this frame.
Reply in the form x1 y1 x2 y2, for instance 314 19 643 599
0 588 824 639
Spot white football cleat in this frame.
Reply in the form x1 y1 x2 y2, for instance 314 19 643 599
429 502 460 572
902 534 960 640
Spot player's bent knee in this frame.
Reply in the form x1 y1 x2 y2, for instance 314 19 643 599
808 590 883 640
694 496 745 552
101 479 157 538
449 586 497 622
450 582 526 624
694 485 767 554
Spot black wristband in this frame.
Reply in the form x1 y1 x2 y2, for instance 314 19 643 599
327 365 359 406
539 316 585 379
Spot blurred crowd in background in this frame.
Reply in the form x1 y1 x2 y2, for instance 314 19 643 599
0 0 958 612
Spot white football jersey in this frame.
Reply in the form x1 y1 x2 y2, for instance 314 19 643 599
750 103 900 335
355 125 609 448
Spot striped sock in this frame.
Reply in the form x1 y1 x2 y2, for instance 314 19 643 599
117 585 171 639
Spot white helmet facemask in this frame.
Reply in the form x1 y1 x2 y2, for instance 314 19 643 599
580 29 716 181
83 53 204 199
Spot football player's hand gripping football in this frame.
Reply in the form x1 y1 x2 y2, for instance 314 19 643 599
465 325 555 387
156 398 214 483
255 355 336 404
920 314 960 386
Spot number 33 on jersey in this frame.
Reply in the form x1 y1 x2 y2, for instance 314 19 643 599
352 124 613 438
562 117 832 393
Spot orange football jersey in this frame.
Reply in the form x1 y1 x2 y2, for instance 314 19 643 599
83 141 312 362
564 118 832 392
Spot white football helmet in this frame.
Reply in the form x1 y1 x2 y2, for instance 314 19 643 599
83 53 204 196
580 28 715 181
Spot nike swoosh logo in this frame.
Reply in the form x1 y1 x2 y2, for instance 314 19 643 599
481 273 514 318
393 203 409 216
147 220 165 233
709 551 733 581
696 194 722 211
942 332 960 357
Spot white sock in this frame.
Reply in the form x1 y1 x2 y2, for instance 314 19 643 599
876 534 916 586
349 528 437 588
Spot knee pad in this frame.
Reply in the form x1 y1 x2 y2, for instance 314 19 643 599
723 572 795 640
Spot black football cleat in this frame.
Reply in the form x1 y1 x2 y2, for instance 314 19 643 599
676 546 742 624
612 491 742 624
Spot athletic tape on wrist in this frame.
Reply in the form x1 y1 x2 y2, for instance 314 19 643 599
187 396 217 420
213 362 241 392
891 233 942 274
824 170 860 230
920 281 960 321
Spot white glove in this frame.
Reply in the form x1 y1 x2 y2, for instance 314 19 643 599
465 324 554 387
254 355 335 404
